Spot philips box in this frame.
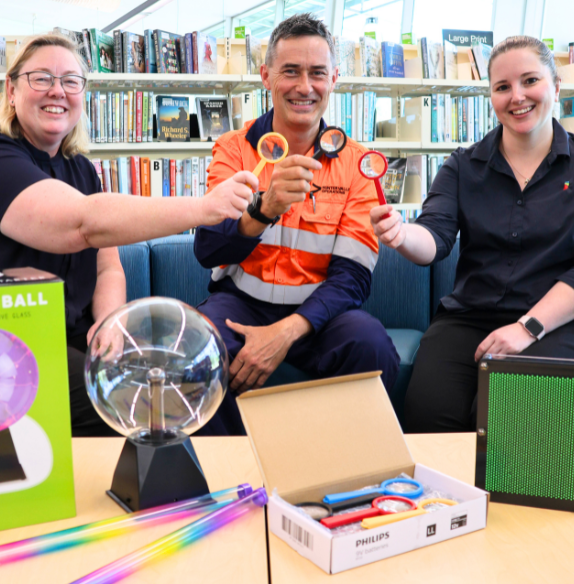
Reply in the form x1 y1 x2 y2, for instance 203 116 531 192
237 372 488 574
0 267 75 531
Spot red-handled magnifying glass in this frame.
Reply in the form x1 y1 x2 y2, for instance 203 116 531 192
320 495 417 529
358 150 389 205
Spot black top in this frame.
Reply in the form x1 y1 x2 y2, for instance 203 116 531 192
0 134 100 337
416 118 574 312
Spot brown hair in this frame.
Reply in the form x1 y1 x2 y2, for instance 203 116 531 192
488 35 560 85
0 33 89 157
265 13 336 68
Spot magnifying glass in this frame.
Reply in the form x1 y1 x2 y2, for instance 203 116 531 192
252 132 289 178
358 150 389 206
308 126 348 213
417 497 457 511
320 495 417 529
323 477 423 505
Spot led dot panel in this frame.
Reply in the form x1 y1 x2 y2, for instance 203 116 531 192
485 372 574 500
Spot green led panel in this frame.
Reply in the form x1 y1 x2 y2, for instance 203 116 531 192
485 372 574 500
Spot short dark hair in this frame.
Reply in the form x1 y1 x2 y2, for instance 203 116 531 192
265 13 336 67
488 35 559 85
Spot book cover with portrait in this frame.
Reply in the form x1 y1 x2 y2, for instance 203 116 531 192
157 96 190 142
89 29 115 73
193 32 217 75
196 97 231 141
123 32 145 73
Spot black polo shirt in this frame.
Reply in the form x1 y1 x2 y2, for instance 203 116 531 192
417 118 574 312
0 134 100 337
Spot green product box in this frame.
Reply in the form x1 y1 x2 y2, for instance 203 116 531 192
401 32 415 45
234 26 249 39
0 267 75 531
364 31 376 41
543 38 554 50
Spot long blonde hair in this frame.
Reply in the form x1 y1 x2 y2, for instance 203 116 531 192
0 33 90 157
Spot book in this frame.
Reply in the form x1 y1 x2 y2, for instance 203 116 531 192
175 160 183 196
144 30 158 73
89 29 114 73
196 97 231 141
162 158 170 196
427 40 444 79
443 40 458 80
141 158 151 197
334 37 356 77
561 96 574 118
154 29 181 74
123 32 145 73
466 48 480 80
81 29 93 72
420 38 429 78
130 156 141 195
246 35 262 75
150 159 163 197
184 33 195 74
157 95 190 142
193 32 217 74
170 159 176 196
113 30 123 73
53 28 91 71
380 42 404 78
359 36 381 77
383 157 407 204
472 42 492 80
0 37 5 73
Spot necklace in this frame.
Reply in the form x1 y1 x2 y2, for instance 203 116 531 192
499 142 552 186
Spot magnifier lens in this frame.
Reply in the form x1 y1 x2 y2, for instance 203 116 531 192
259 136 287 162
360 153 387 178
376 499 413 513
386 481 418 494
320 129 345 153
423 502 449 512
296 503 330 520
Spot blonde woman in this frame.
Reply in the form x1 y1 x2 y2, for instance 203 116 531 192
0 34 256 436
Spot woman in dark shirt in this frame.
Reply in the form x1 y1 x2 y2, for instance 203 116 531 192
0 34 257 435
371 36 574 433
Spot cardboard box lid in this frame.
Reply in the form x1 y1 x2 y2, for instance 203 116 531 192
0 267 60 286
237 371 414 502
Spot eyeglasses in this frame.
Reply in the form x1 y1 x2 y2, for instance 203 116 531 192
11 71 87 94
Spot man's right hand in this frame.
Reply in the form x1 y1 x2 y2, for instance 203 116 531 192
260 155 322 217
200 171 258 224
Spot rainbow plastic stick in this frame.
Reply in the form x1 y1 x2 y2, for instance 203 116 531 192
71 487 268 584
0 484 252 566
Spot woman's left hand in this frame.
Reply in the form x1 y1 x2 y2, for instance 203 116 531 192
474 323 536 362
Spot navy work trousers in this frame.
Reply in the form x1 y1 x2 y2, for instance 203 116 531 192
195 291 400 436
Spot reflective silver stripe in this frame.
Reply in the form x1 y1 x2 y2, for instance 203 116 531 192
259 225 337 255
260 223 282 246
333 235 379 272
211 265 321 304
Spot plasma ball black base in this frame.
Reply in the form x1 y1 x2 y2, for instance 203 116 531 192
0 428 26 483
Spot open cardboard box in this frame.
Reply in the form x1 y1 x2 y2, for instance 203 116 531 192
237 371 488 574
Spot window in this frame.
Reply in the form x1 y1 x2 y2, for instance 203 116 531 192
233 0 278 39
283 0 327 22
203 22 226 37
412 0 494 42
342 0 403 43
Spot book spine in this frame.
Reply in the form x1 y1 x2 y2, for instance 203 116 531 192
444 93 452 143
175 159 183 196
94 91 101 143
177 38 185 73
154 31 163 73
162 158 170 196
85 91 92 141
462 98 468 142
82 29 93 72
128 91 134 142
102 160 111 193
122 92 128 142
107 92 113 143
144 30 150 73
92 158 103 185
129 156 139 195
136 91 143 143
118 157 127 193
89 30 99 73
150 159 162 197
114 93 121 143
191 157 200 197
148 91 154 141
185 34 194 74
437 94 445 142
141 157 151 196
110 159 118 192
246 35 252 75
345 92 352 137
192 32 199 75
184 159 192 196
142 92 149 142
114 30 123 73
420 38 429 79
169 159 176 196
199 157 206 196
430 94 437 142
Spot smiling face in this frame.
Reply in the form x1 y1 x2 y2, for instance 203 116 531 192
489 47 559 139
7 45 85 157
261 35 337 136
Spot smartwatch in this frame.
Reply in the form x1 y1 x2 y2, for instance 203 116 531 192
247 191 280 226
518 315 545 341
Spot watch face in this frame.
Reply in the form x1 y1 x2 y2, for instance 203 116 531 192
526 318 544 337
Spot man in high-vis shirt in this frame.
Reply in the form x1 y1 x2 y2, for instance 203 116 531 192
194 13 400 435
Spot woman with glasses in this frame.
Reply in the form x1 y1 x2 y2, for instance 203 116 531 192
0 34 257 436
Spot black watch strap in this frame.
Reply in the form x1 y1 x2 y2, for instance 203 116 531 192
247 191 280 226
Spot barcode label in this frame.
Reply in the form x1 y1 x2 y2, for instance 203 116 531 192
282 515 313 550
